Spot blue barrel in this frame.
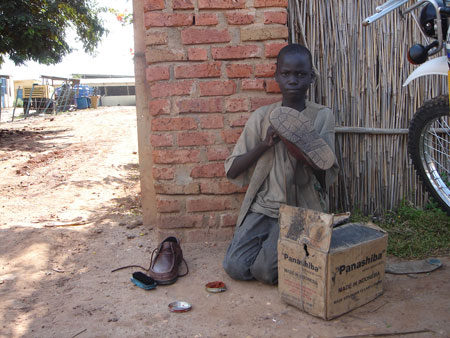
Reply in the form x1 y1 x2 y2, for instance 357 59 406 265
76 97 89 109
74 85 93 98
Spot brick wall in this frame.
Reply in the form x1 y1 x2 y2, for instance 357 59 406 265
143 0 288 242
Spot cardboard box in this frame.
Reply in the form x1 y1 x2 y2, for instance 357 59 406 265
278 205 388 320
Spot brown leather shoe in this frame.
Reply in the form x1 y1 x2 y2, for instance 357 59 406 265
269 106 335 170
148 236 187 285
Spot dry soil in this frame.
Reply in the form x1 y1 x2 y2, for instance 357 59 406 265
0 107 449 338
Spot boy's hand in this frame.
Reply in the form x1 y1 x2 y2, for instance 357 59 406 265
227 126 280 179
264 126 280 147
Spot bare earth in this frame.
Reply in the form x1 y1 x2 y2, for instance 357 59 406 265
0 107 449 338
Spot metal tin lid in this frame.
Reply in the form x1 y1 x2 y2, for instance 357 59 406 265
205 281 226 293
168 301 192 313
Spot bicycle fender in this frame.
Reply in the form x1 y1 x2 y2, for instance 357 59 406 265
403 56 448 87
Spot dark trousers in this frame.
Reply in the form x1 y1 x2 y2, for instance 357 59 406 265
223 212 279 285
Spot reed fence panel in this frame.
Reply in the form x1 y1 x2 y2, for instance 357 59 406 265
289 0 448 214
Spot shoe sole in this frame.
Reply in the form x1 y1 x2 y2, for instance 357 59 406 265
269 106 335 170
149 261 185 285
154 276 178 285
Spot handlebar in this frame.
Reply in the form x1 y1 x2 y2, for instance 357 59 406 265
362 0 409 26
363 0 448 56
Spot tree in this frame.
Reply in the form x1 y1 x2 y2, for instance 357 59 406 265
0 0 107 66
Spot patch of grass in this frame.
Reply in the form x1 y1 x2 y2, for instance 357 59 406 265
350 201 450 259
348 208 371 223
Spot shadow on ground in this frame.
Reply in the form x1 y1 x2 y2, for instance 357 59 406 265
1 192 449 338
0 128 73 153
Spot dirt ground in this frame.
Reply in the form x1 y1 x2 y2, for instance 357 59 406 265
0 106 449 338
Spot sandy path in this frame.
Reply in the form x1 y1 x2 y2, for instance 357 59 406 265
0 107 449 338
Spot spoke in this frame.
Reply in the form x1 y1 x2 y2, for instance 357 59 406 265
423 119 450 188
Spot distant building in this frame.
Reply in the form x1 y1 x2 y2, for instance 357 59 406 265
1 74 136 110
74 74 135 106
0 75 15 108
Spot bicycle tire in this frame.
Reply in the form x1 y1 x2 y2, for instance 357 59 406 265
408 95 450 214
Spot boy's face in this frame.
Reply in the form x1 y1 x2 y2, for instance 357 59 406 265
275 53 314 100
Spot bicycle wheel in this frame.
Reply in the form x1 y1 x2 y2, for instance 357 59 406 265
408 95 450 214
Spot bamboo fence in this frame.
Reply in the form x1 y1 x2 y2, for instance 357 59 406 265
288 0 448 214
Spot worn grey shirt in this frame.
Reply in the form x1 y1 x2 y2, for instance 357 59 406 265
249 138 297 218
225 101 339 227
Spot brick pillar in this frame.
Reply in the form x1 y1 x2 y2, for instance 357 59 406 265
143 0 288 242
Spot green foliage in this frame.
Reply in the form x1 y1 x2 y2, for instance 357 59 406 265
0 0 107 66
348 208 371 223
15 98 23 107
372 201 450 259
440 171 450 188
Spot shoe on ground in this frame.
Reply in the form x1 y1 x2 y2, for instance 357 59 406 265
148 236 187 285
269 106 335 170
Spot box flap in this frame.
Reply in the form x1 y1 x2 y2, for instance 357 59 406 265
332 212 351 227
279 205 305 241
279 205 334 253
362 221 387 234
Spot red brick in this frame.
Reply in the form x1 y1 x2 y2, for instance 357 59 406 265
200 180 247 194
144 0 165 11
199 0 246 9
188 47 208 61
206 146 230 161
173 0 194 9
155 182 200 194
150 80 193 98
146 32 168 45
222 128 243 144
175 62 221 79
195 13 219 26
240 26 288 41
153 167 175 180
265 79 281 93
182 227 235 242
265 42 288 58
254 0 288 7
226 64 253 78
157 198 182 213
250 96 281 110
146 65 170 82
153 149 201 164
178 131 216 146
225 97 249 112
145 12 194 28
149 99 170 116
225 11 255 25
146 48 186 64
212 45 260 60
150 134 174 147
242 79 265 91
157 214 203 228
177 97 223 113
200 115 224 129
191 163 226 178
229 113 250 127
186 197 231 212
205 213 219 227
264 11 287 24
221 213 238 227
152 117 197 131
255 63 276 77
181 28 231 45
199 80 236 96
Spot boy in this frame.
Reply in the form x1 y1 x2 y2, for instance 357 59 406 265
222 44 338 285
